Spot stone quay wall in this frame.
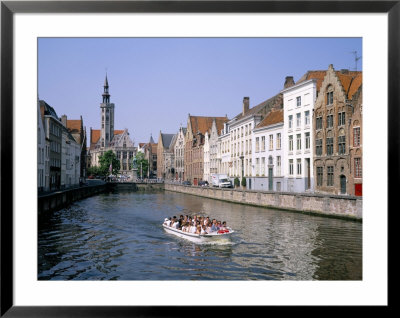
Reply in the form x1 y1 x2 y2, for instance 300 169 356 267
165 184 362 221
38 184 108 215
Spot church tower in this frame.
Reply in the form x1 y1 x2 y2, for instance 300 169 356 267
100 74 115 148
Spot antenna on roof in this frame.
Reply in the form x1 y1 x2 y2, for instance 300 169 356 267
350 51 362 71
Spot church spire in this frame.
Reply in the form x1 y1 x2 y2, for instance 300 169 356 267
102 73 110 103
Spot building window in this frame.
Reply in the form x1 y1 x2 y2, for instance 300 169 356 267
339 112 346 126
288 115 293 129
296 134 301 151
327 166 334 186
289 135 293 152
297 159 302 175
338 135 346 154
353 127 361 147
327 115 333 128
316 139 322 156
255 137 259 153
327 91 333 105
326 137 333 155
296 96 301 107
305 132 310 150
261 157 265 175
277 133 281 149
261 136 266 152
269 135 273 150
289 159 294 175
256 158 260 175
316 117 323 130
317 167 323 186
355 158 362 177
296 113 301 127
305 110 310 126
276 156 281 176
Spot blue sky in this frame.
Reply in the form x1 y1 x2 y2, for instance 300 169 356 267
38 37 362 146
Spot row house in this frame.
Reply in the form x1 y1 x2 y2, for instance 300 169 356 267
39 100 63 191
282 76 317 193
61 122 81 188
157 131 177 180
313 64 362 196
88 75 136 177
174 126 186 181
62 115 87 181
204 118 222 183
252 108 284 191
185 114 228 185
229 89 284 189
37 100 47 192
140 135 157 178
217 122 231 175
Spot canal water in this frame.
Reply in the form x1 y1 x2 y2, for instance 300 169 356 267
38 191 362 280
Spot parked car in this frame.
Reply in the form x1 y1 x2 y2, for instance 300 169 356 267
182 180 191 186
198 180 209 187
88 175 94 179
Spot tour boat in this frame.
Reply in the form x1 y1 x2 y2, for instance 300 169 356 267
162 222 234 244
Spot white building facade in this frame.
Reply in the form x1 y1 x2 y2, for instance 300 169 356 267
218 122 231 176
282 79 316 192
252 109 284 191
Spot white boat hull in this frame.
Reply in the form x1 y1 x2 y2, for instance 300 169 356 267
163 224 234 244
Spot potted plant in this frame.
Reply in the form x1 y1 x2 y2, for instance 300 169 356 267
234 177 240 188
241 177 247 189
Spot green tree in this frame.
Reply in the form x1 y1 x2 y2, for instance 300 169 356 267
134 152 149 178
234 177 240 188
241 177 247 188
87 166 100 176
98 150 120 176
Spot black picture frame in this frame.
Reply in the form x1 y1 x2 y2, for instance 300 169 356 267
1 0 395 316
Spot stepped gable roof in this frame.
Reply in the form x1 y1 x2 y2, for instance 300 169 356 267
189 115 228 136
139 143 146 148
232 93 283 122
256 108 284 129
296 69 362 99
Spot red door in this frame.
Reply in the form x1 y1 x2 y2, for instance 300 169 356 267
193 178 198 186
355 183 362 196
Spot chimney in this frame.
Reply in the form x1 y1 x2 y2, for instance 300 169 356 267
340 69 349 74
284 76 295 89
61 114 67 127
243 97 249 115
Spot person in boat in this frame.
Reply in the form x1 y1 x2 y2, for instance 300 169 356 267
190 223 197 234
164 217 172 227
195 225 202 234
201 224 208 235
220 221 227 230
211 219 219 232
204 217 210 226
206 223 212 233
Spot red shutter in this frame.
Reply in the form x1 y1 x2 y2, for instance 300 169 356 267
355 184 362 196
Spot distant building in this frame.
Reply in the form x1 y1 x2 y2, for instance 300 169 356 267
312 65 362 195
60 120 81 188
157 131 177 180
185 114 228 185
174 126 186 181
217 122 231 176
204 118 222 183
88 75 136 177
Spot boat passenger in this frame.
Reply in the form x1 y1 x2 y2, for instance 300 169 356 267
190 225 197 234
196 225 202 234
221 221 227 230
211 219 219 232
200 225 208 235
206 224 212 233
204 217 210 225
165 217 172 227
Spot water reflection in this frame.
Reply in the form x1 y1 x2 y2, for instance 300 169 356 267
38 191 362 280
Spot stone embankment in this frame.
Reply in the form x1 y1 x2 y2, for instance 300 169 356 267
165 184 362 221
